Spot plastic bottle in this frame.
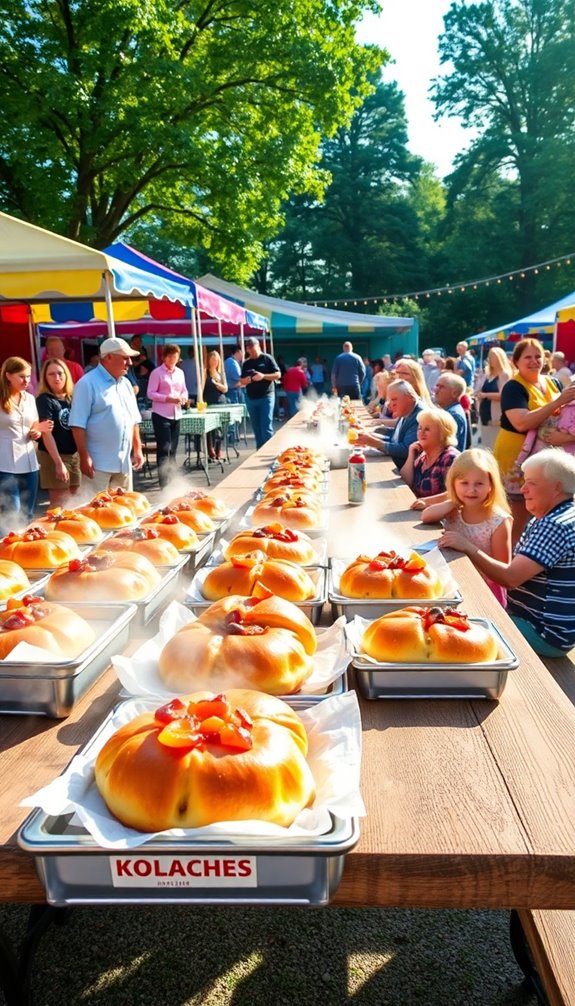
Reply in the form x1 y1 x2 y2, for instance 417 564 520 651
347 447 366 504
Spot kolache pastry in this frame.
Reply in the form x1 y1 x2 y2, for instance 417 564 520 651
252 494 321 531
94 689 316 831
93 488 152 518
264 470 321 494
339 550 443 599
45 550 160 602
200 551 316 603
144 504 215 534
0 596 95 659
75 496 134 530
31 508 104 545
158 593 317 695
105 527 181 566
167 490 229 520
361 606 499 664
224 524 317 566
0 526 81 569
0 560 30 601
139 511 200 550
277 446 325 468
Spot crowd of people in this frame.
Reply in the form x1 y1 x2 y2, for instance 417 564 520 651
2 331 575 661
349 337 575 657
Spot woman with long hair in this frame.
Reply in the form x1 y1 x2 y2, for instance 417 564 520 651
203 350 228 461
494 337 575 541
36 357 80 507
476 346 514 451
0 356 53 529
392 358 433 406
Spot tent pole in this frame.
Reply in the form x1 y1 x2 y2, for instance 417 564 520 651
269 325 274 359
27 308 39 377
191 309 203 403
240 323 245 357
103 272 117 339
218 319 224 368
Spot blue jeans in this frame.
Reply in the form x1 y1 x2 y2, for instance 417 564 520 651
285 391 301 418
246 393 275 450
0 469 39 532
509 614 567 657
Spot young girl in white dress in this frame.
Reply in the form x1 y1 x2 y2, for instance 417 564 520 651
421 448 512 607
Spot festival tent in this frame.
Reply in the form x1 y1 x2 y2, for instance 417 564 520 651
468 289 575 347
197 274 418 361
554 303 575 360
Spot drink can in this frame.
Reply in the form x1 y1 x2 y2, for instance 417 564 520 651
347 450 366 504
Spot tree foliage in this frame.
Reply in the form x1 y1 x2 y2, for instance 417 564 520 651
432 0 575 306
0 0 381 276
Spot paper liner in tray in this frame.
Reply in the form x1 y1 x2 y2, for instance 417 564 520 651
20 690 365 850
329 546 461 608
111 601 351 699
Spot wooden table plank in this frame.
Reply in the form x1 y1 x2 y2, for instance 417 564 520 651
3 413 575 909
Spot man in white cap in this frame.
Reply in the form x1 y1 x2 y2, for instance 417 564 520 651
69 337 144 492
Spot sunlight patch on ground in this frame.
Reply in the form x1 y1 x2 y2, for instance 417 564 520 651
348 949 397 996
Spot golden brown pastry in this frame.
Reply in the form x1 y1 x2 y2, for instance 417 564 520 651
252 494 320 531
263 470 321 494
45 550 160 602
31 508 104 545
361 606 499 663
144 504 214 534
92 488 152 518
201 551 316 602
0 596 95 659
75 497 135 529
105 527 181 566
0 560 30 601
95 689 316 831
224 524 316 566
0 526 81 569
167 490 229 519
158 593 316 695
339 551 443 599
139 512 200 550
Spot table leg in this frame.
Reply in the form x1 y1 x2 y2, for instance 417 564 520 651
0 905 69 1006
509 910 547 1005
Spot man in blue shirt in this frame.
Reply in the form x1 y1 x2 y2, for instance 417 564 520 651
356 380 423 465
70 337 143 493
455 341 475 390
331 341 366 400
439 448 575 656
433 372 469 452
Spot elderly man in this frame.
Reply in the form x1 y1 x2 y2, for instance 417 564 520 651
331 341 366 400
421 349 440 394
433 371 469 451
239 337 281 450
356 379 423 465
69 336 143 493
455 340 475 390
440 449 575 655
551 351 572 389
44 335 85 383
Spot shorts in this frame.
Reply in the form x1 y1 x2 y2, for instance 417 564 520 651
38 450 81 490
508 614 567 657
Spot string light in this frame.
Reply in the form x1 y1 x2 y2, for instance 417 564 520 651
307 251 575 308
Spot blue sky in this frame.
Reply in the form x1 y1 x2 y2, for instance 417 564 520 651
355 0 478 178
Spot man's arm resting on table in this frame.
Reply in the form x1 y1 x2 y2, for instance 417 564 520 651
449 543 543 589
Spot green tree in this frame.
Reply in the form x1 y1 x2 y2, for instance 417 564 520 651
266 79 435 301
0 0 381 277
432 0 575 310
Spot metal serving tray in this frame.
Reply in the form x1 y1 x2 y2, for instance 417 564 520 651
184 565 327 626
0 571 50 610
351 618 519 700
18 808 359 907
0 602 137 717
328 559 463 620
69 564 182 631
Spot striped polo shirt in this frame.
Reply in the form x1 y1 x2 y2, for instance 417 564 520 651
507 499 575 650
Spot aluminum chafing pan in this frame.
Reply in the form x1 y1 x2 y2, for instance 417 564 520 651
0 602 137 717
18 807 359 907
327 562 463 620
68 564 183 631
183 565 327 627
0 571 50 611
351 618 518 700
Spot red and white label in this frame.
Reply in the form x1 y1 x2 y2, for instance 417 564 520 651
109 855 258 888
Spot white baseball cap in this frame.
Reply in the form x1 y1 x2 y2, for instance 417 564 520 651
99 337 139 357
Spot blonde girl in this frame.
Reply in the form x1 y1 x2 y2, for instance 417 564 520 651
423 448 512 606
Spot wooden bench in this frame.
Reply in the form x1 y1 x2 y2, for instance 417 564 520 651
511 650 575 1005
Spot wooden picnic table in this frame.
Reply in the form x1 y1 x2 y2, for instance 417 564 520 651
2 413 575 918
